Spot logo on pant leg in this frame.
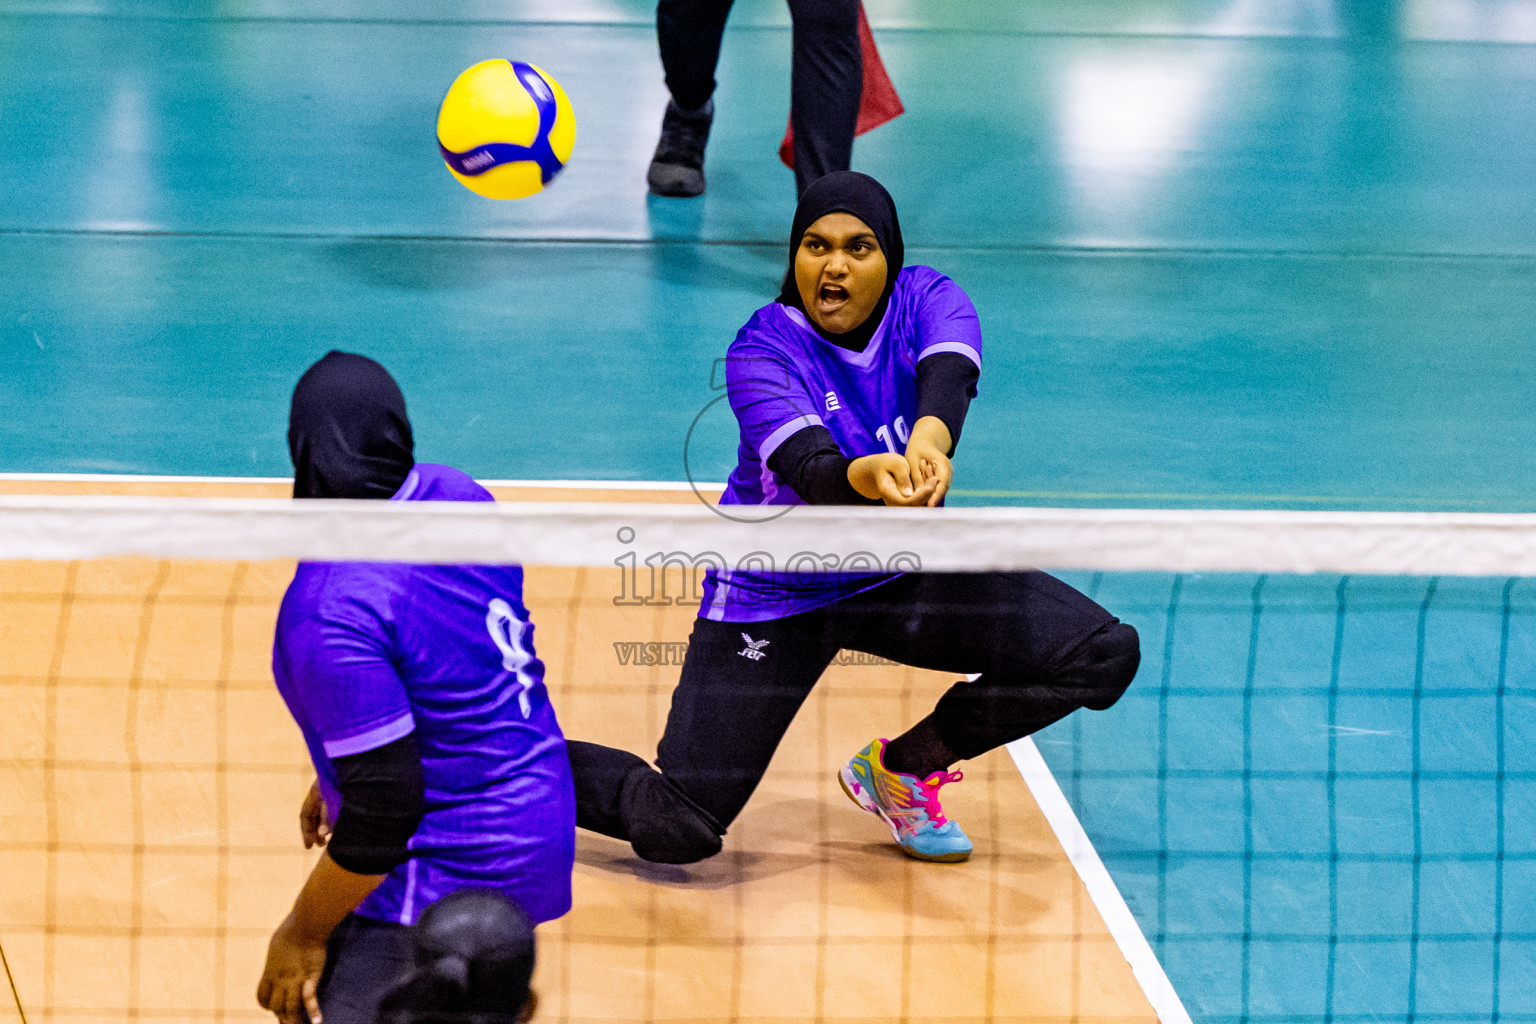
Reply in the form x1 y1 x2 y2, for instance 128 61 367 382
739 633 770 660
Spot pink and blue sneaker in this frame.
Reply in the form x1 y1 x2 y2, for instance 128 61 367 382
838 738 972 863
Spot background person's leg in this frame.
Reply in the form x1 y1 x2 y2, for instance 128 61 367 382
657 0 734 111
315 914 416 1024
650 0 734 196
786 0 861 194
833 573 1140 775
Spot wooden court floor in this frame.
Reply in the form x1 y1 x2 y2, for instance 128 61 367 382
0 481 1157 1023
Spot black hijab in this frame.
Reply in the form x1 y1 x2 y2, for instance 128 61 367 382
288 350 415 499
776 171 904 352
376 889 536 1023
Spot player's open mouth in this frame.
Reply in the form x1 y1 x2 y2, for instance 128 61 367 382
817 284 849 314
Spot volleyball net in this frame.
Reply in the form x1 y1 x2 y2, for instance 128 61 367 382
0 494 1531 1024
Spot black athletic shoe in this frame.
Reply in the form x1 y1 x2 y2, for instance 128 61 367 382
647 99 714 198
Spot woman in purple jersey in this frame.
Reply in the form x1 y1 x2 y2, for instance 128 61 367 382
257 352 573 1024
567 172 1140 865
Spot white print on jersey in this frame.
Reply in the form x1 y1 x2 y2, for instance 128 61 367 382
486 598 536 717
825 391 841 411
739 634 770 660
874 416 910 453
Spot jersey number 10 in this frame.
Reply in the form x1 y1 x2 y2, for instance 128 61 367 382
486 599 536 718
874 416 910 453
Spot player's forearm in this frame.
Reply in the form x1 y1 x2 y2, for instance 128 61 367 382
768 425 880 505
907 416 952 458
284 851 386 944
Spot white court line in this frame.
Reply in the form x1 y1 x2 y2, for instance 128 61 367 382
1008 736 1193 1024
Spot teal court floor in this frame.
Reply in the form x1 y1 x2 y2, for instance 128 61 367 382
2 0 1536 1020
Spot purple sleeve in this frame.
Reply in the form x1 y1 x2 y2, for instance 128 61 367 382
725 333 827 466
280 585 416 759
909 269 982 369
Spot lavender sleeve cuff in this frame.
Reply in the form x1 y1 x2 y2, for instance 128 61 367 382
322 711 416 759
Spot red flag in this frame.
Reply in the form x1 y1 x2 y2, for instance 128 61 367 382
779 3 904 169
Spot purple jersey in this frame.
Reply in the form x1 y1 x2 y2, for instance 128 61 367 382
272 463 575 925
699 265 983 622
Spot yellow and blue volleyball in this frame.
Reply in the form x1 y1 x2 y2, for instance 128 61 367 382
437 60 575 199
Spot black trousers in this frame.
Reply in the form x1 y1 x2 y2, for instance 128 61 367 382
311 914 414 1024
657 0 862 193
569 572 1140 861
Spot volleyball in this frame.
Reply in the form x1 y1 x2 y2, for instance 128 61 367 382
437 59 575 199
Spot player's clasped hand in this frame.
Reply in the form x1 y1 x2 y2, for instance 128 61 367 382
903 416 953 507
847 414 953 508
847 452 937 507
257 915 328 1024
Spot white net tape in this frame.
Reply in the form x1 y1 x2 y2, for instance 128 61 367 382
1 494 1534 575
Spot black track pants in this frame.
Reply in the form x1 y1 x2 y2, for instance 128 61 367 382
312 914 413 1023
569 572 1140 859
656 0 862 193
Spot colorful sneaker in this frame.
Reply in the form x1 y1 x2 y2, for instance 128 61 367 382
838 739 972 863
